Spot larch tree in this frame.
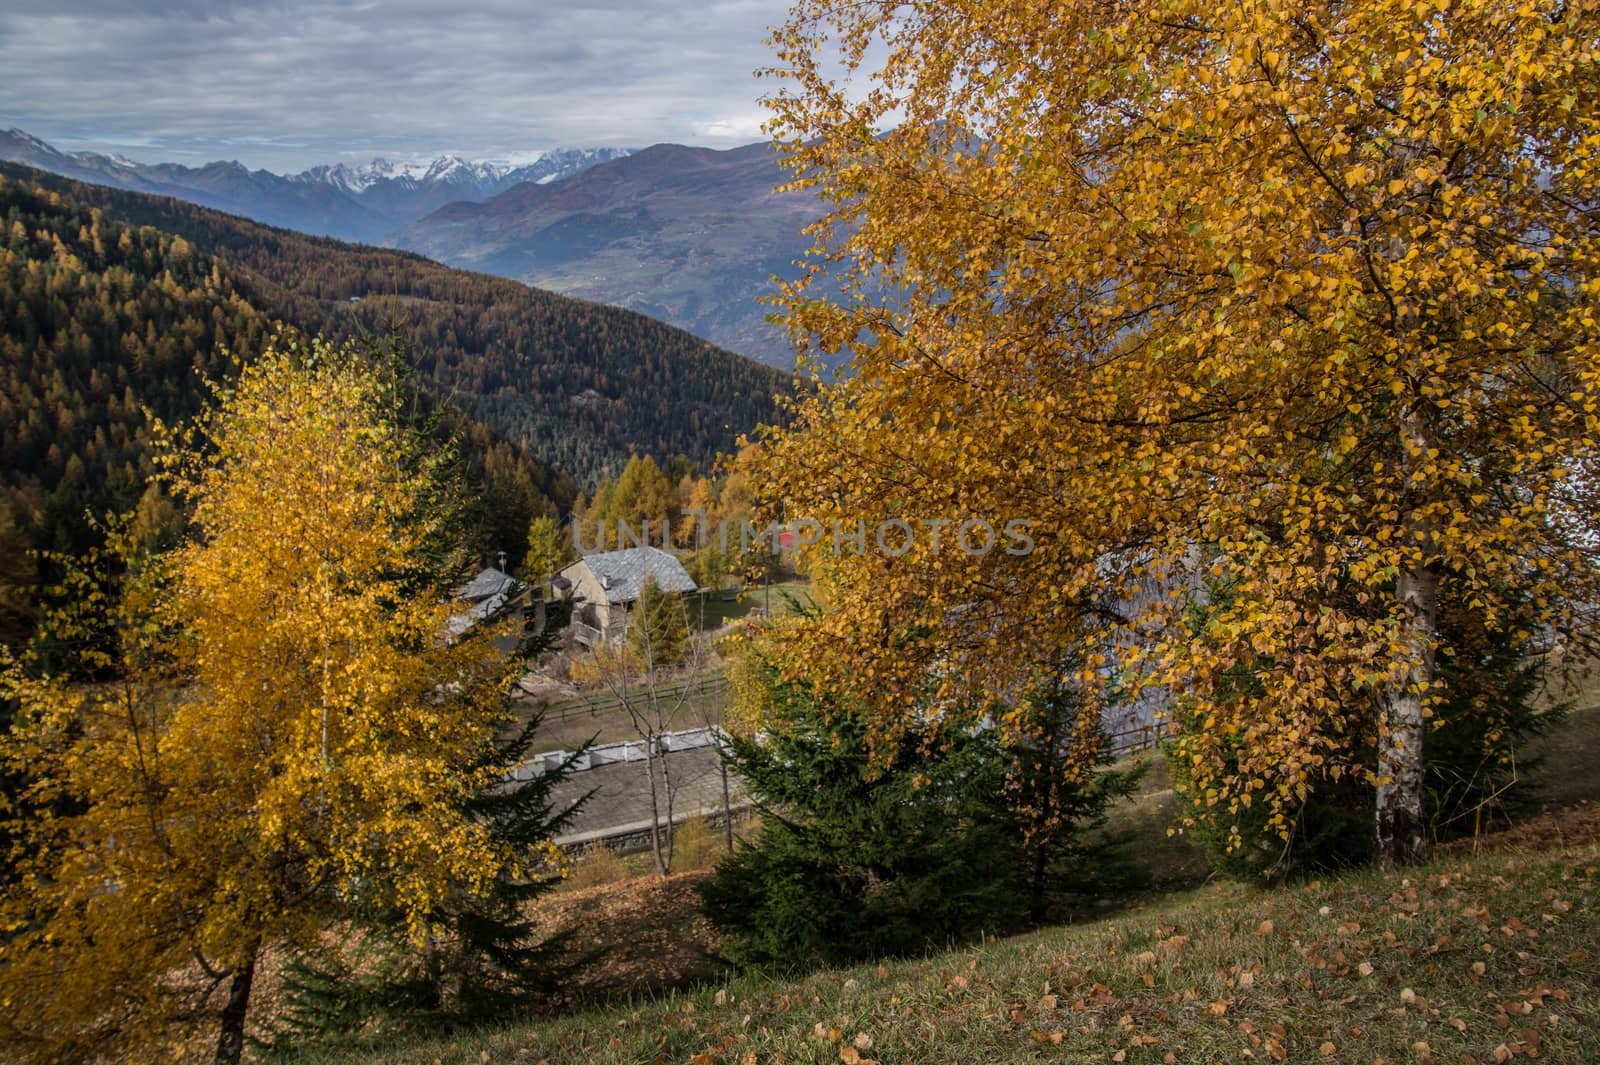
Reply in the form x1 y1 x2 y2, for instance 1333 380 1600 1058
521 512 572 591
755 0 1600 864
0 337 525 1062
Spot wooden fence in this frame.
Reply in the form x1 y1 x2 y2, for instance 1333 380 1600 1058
1105 722 1170 757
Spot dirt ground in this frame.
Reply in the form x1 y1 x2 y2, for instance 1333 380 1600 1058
526 871 726 1012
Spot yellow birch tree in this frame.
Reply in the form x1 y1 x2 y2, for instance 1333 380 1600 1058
755 0 1600 864
0 336 521 1062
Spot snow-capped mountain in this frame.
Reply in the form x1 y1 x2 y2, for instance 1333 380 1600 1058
297 157 446 193
0 129 631 243
288 148 631 218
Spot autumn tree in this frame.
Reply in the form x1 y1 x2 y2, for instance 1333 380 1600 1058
0 337 527 1062
275 598 589 1042
756 0 1600 865
578 454 679 549
582 575 700 876
521 512 572 591
628 574 692 669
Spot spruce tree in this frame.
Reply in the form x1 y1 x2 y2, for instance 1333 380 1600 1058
700 679 1027 968
628 574 690 668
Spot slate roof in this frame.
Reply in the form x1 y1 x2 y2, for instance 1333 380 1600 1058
459 565 517 602
446 566 519 638
563 546 697 604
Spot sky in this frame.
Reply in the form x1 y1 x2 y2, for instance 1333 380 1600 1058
0 0 795 172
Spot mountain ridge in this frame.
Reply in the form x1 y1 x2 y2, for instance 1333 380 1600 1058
0 129 631 243
393 140 821 367
0 160 786 514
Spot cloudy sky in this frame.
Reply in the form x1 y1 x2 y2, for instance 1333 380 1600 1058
1 0 794 172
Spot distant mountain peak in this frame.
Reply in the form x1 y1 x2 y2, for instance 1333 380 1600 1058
0 129 634 244
394 139 819 368
2 128 64 156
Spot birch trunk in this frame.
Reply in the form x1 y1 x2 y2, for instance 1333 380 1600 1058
1376 564 1438 865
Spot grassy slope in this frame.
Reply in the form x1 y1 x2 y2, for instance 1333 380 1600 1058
287 803 1600 1065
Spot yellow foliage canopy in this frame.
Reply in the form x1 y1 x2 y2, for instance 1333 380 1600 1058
0 337 518 1061
754 0 1600 852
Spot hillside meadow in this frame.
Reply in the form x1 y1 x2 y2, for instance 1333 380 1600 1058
280 803 1600 1065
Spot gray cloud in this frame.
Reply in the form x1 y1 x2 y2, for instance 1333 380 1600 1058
0 0 789 170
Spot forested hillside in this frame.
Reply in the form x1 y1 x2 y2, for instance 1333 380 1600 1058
0 162 786 478
0 164 785 642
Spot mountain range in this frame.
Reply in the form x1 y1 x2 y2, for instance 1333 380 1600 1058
0 129 629 243
392 142 819 366
1 129 821 367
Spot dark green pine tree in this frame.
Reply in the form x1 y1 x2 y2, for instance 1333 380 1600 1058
698 670 1031 969
627 574 690 668
1424 581 1565 838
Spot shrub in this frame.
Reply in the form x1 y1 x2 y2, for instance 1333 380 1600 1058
700 665 1144 968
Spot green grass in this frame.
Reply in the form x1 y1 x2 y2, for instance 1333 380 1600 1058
688 581 816 631
273 808 1600 1064
1525 704 1600 808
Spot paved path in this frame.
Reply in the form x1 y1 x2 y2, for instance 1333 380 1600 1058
550 746 749 848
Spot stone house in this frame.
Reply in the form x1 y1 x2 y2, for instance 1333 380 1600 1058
555 546 697 644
